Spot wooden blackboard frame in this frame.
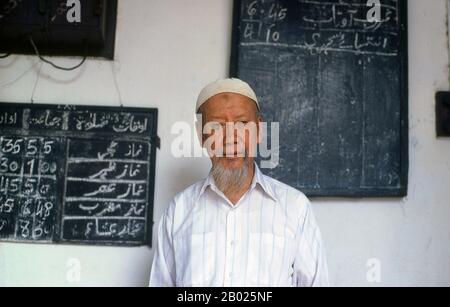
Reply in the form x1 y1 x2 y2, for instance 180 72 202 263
230 0 409 198
0 102 159 247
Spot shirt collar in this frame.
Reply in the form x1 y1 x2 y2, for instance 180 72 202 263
198 162 278 203
251 163 278 202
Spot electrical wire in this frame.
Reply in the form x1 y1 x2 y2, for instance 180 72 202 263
110 61 124 107
0 53 11 59
31 62 43 103
29 36 87 71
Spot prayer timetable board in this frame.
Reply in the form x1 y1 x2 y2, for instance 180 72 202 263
0 103 159 246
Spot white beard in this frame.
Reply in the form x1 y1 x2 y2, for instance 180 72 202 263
210 157 251 195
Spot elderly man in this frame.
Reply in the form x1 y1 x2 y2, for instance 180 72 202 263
150 78 329 287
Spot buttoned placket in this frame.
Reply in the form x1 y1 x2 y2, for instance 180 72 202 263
209 181 257 287
223 206 237 287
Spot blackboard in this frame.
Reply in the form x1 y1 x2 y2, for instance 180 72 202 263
0 0 118 59
0 103 159 246
231 0 409 197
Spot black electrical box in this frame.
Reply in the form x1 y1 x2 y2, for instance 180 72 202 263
0 0 117 59
436 92 450 137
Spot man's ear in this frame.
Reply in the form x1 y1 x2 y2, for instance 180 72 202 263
195 114 204 147
257 115 264 145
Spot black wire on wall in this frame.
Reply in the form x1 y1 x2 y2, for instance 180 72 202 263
29 36 87 71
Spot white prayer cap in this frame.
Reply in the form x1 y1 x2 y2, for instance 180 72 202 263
196 78 260 113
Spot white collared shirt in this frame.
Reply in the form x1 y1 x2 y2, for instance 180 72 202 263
149 164 329 287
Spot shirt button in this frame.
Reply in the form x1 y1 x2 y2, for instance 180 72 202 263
230 241 234 246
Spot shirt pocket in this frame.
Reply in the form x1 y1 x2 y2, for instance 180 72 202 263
173 232 216 287
247 233 287 286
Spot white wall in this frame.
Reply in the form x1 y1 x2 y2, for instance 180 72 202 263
0 0 449 287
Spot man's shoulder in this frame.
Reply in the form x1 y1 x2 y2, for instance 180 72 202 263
175 179 206 200
166 178 207 211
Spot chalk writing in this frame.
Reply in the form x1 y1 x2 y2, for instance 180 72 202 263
241 0 400 56
0 136 61 241
62 139 149 242
70 112 149 134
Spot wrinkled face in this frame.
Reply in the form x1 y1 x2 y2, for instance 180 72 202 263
199 93 262 170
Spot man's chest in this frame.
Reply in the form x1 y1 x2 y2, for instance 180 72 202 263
171 199 300 286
